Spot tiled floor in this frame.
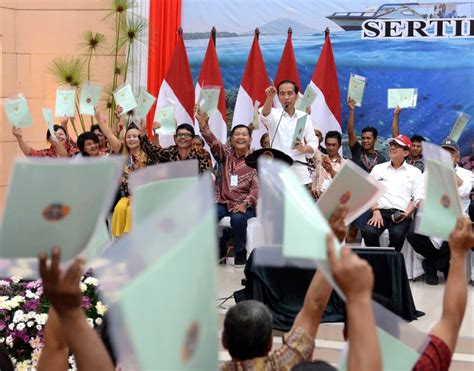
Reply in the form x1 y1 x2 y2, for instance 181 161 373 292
216 264 474 369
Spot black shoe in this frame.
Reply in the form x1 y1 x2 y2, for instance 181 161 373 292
235 250 247 267
422 259 439 285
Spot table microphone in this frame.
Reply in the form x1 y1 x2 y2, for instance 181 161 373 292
270 103 288 148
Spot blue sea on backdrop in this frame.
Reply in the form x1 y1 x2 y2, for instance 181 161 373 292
185 31 474 154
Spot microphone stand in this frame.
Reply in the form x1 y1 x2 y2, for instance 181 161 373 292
270 103 288 148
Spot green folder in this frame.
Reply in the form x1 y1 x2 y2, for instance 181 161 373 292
134 89 156 121
291 114 307 149
416 142 463 240
199 86 220 117
79 82 102 116
347 73 366 107
113 84 138 114
387 88 418 109
3 95 32 128
154 105 176 135
41 108 57 142
317 161 385 225
55 88 76 117
339 327 421 371
281 166 341 260
133 177 198 225
449 112 471 142
0 157 123 261
118 210 218 370
296 84 317 111
81 221 110 262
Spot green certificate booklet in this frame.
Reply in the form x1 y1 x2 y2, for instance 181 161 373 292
79 82 102 116
296 84 317 111
291 114 308 149
41 108 57 142
134 89 156 121
387 88 418 109
449 112 471 142
114 83 138 114
154 105 176 135
55 87 76 117
3 94 33 128
0 157 123 261
198 86 220 117
347 73 366 107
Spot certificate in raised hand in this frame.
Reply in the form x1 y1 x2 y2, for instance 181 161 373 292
3 94 32 128
348 74 366 107
387 88 418 109
113 83 138 114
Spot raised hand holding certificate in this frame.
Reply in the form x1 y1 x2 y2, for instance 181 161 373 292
449 112 471 142
79 82 102 116
348 74 366 107
291 114 307 149
3 94 32 128
296 85 317 111
113 83 138 114
388 88 418 109
55 87 76 117
135 89 156 121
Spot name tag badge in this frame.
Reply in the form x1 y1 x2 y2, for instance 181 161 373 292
230 175 238 187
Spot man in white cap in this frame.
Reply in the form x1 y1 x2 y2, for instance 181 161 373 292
362 135 424 251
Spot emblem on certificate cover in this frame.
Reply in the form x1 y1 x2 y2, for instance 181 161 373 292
181 321 200 362
43 203 71 221
340 191 351 205
440 194 451 208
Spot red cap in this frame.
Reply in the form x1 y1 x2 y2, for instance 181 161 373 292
387 135 412 150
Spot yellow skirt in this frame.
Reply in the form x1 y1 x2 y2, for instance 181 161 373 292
111 197 132 237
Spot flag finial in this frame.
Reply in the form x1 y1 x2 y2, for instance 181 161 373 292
288 27 293 35
211 26 217 44
325 27 330 38
178 26 183 35
255 28 260 40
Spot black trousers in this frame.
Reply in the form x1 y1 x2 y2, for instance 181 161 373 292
406 221 451 274
361 209 412 252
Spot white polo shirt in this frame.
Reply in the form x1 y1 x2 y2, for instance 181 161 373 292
370 161 424 211
455 165 472 212
260 107 318 185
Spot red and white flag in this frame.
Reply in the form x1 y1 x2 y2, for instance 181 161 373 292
232 30 270 149
274 28 301 95
194 29 227 144
156 28 195 147
309 30 342 137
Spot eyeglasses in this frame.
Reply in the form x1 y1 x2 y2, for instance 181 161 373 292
176 133 193 138
389 142 404 149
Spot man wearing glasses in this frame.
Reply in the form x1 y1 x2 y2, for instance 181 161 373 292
140 122 212 174
361 135 424 251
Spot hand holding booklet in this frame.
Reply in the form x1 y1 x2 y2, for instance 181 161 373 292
317 161 386 225
154 106 176 135
387 88 418 109
291 114 307 149
41 108 57 142
135 89 156 121
113 83 138 114
296 85 317 111
198 86 220 117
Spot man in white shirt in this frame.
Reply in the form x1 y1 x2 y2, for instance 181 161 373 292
406 138 472 285
260 80 318 186
362 135 424 251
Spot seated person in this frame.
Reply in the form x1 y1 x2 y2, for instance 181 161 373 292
412 216 474 370
260 80 318 186
77 132 101 157
196 108 258 266
90 124 111 155
311 131 346 198
392 107 425 172
361 135 423 251
11 124 75 158
347 99 386 173
407 138 472 284
140 122 212 174
260 132 271 149
192 135 205 152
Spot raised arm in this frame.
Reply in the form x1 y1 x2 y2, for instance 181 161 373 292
391 106 401 137
11 127 32 156
292 204 348 337
39 248 114 371
262 85 276 117
37 307 69 371
347 99 357 148
195 107 226 161
94 107 122 153
51 139 68 158
327 234 381 371
429 216 474 353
